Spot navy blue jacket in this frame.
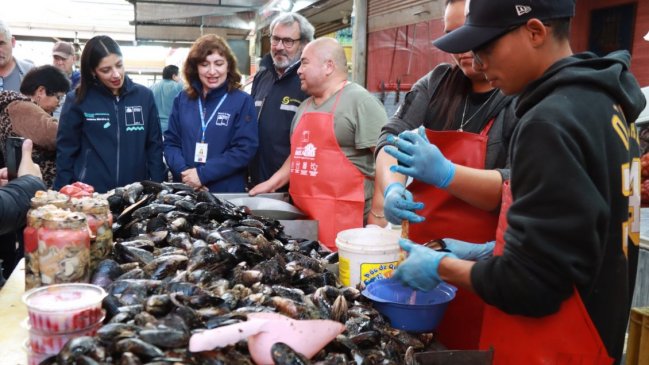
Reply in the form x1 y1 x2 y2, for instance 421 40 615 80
55 77 166 193
249 54 308 187
163 81 258 192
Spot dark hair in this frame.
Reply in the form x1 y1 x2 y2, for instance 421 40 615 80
546 18 571 40
183 34 241 99
162 65 179 80
20 65 70 96
76 35 123 103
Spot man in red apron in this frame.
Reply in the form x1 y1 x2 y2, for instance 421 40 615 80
249 37 387 251
374 0 517 350
389 0 645 363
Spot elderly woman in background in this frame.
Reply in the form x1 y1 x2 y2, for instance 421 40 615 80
163 34 258 192
0 65 69 187
55 35 165 193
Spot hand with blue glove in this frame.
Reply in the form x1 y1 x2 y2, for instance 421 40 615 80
384 127 456 188
442 238 495 261
383 182 425 225
393 238 457 291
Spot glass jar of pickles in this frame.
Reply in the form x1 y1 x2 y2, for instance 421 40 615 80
38 210 91 285
25 191 70 289
70 197 113 272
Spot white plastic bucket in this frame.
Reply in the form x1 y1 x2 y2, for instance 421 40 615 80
336 227 401 287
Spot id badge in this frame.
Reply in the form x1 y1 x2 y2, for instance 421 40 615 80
195 142 208 163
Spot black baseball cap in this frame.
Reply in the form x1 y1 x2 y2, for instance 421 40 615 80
433 0 575 54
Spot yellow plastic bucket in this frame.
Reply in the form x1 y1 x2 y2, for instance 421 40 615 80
336 227 401 287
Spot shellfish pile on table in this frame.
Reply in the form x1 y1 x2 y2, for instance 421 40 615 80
43 181 436 365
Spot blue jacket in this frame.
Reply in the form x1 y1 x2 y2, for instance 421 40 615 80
249 54 308 187
55 76 166 193
163 81 258 192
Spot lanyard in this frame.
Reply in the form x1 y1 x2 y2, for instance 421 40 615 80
198 93 228 142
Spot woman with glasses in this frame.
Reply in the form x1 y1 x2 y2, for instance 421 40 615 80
370 0 518 350
0 65 69 187
55 35 166 193
163 34 258 192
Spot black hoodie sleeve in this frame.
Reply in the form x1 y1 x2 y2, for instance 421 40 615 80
0 175 46 235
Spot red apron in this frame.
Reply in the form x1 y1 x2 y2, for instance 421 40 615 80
288 86 365 251
479 180 613 364
409 123 498 350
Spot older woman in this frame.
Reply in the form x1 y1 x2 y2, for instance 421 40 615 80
0 65 69 187
164 34 258 192
55 35 165 193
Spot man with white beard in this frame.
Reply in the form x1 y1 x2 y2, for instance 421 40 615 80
248 12 314 190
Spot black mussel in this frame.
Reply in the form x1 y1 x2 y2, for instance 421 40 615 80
146 215 167 233
143 254 188 280
102 294 124 320
113 242 154 265
57 336 105 364
138 326 189 349
96 322 141 345
141 180 170 195
144 294 173 316
91 259 124 289
271 342 311 365
114 338 164 360
132 203 176 220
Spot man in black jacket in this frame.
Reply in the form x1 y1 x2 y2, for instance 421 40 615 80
0 139 45 281
248 12 314 190
386 0 645 363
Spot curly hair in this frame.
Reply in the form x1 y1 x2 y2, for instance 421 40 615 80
183 34 242 99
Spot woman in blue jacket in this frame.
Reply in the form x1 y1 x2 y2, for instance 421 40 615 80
54 35 165 193
163 34 258 192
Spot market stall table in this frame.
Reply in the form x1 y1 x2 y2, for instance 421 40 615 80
0 259 28 364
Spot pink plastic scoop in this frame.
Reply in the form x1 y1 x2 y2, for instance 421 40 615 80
189 312 345 365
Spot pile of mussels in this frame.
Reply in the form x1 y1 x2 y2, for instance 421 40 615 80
45 181 436 365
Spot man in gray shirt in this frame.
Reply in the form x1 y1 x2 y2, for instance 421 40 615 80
0 20 34 92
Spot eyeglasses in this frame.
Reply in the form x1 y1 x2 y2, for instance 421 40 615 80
270 35 301 48
471 25 523 67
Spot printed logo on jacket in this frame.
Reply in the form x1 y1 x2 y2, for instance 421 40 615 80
125 106 145 131
215 112 231 126
291 130 319 177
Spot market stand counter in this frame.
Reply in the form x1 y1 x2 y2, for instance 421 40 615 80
0 259 28 365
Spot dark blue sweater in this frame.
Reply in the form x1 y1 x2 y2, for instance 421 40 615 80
163 81 258 192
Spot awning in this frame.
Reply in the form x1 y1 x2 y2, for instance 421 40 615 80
128 0 353 44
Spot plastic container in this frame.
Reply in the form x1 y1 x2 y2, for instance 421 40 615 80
335 227 401 287
22 283 106 333
362 278 457 333
27 318 103 354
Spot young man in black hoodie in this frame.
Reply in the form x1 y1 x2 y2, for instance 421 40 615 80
384 0 646 363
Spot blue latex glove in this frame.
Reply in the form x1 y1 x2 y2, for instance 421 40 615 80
393 238 457 291
384 127 456 188
383 182 425 225
442 238 495 261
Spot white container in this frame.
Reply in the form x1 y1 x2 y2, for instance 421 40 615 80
336 227 401 287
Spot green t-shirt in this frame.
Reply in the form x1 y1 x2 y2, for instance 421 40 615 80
291 82 388 221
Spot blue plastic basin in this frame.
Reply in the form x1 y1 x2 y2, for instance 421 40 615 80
362 278 457 333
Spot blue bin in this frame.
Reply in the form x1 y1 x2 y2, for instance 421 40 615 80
362 278 457 333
